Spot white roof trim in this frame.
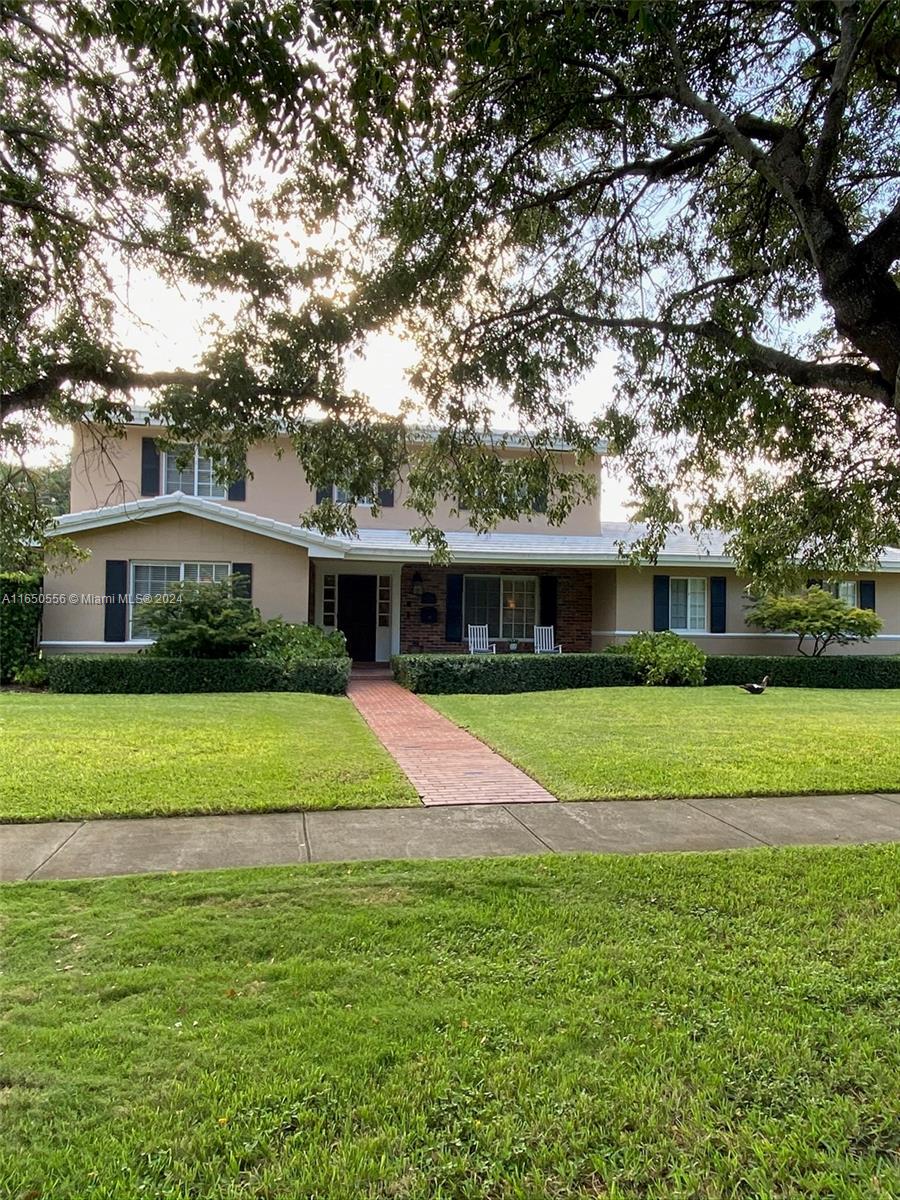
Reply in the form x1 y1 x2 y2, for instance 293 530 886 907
48 493 347 558
120 408 607 454
48 496 900 571
339 542 736 567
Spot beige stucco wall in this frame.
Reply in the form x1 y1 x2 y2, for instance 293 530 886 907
592 568 618 633
41 514 308 646
591 565 900 654
70 425 604 535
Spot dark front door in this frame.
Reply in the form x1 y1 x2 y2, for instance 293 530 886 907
338 574 377 661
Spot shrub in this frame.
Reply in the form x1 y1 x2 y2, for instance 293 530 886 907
616 631 706 686
46 655 350 695
392 653 640 694
139 576 263 659
704 654 900 689
13 654 49 688
0 572 41 683
256 618 347 667
746 587 882 655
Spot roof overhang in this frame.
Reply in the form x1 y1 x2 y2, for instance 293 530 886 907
335 543 735 568
119 408 608 455
48 493 347 558
47 496 900 572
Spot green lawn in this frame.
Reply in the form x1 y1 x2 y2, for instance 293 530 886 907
3 846 899 1198
429 686 900 800
0 692 416 821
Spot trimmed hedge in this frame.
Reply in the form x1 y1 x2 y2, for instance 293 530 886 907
392 653 640 694
704 654 900 689
393 651 900 694
46 654 351 695
0 573 41 683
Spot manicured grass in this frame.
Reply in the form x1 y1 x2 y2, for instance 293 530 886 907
3 846 899 1198
429 686 900 800
0 692 416 821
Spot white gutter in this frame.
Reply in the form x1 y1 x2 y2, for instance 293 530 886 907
119 408 608 454
337 544 737 567
48 494 900 571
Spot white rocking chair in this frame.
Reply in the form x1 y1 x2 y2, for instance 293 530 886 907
534 625 562 654
467 624 497 654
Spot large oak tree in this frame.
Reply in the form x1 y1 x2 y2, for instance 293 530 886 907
2 1 899 581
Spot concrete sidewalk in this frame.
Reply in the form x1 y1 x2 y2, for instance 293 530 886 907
2 792 899 882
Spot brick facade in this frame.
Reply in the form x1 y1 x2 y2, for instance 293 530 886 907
399 563 593 653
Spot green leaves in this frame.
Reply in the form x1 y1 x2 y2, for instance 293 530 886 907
746 587 883 657
139 576 264 659
616 630 707 686
3 1 900 578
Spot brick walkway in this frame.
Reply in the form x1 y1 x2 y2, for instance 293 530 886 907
347 676 556 806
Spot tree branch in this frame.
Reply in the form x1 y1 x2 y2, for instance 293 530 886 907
506 135 722 217
809 0 892 193
578 312 893 403
0 361 327 424
808 0 858 193
474 301 894 405
860 195 900 271
666 35 793 201
0 364 207 422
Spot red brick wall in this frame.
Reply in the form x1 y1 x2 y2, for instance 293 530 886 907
399 564 593 653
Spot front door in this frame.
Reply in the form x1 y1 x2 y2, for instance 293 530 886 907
338 574 377 661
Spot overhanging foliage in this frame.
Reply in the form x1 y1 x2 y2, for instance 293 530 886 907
2 2 899 582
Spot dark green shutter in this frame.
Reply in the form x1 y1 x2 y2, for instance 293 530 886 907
445 574 463 642
315 484 332 504
710 576 727 633
532 493 547 514
140 438 160 496
377 486 394 507
859 580 876 610
227 478 246 501
539 576 558 629
652 575 670 631
104 560 128 641
232 563 253 601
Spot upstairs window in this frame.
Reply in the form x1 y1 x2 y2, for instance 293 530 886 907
334 486 373 507
163 445 227 499
327 484 394 508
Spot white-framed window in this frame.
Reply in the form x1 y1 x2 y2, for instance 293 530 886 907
322 572 337 627
333 486 374 507
377 574 391 628
463 575 538 641
670 577 707 632
130 560 231 638
163 445 227 499
826 580 859 606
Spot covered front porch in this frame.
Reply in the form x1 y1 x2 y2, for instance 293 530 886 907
310 558 597 661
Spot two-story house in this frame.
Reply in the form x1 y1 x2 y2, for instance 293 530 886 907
41 413 900 660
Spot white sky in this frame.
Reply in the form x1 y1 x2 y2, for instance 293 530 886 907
40 270 635 519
